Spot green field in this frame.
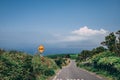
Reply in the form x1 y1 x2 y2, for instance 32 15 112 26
46 53 78 59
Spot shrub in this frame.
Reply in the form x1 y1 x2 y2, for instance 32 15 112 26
0 50 58 80
55 58 63 69
44 68 55 76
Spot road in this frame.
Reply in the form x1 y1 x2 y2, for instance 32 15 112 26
52 60 106 80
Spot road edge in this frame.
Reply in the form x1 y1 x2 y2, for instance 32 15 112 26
78 67 109 80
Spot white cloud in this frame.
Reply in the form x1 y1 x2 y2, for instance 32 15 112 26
47 26 109 49
72 26 107 36
45 26 109 49
61 35 86 42
60 26 108 42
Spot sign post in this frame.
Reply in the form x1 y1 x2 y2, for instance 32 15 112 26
38 45 45 61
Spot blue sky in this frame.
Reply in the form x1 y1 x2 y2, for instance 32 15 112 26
0 0 120 54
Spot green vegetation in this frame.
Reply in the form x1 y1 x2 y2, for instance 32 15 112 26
46 54 71 68
31 55 58 80
0 49 58 80
1 29 119 80
70 54 78 59
46 53 77 60
76 30 120 80
46 54 70 59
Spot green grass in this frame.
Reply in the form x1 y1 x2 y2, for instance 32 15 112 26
46 53 78 60
70 54 78 59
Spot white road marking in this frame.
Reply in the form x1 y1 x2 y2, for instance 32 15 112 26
53 61 71 80
53 70 61 80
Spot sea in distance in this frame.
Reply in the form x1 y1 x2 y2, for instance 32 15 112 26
16 47 82 56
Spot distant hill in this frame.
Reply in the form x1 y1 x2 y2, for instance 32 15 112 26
46 53 78 59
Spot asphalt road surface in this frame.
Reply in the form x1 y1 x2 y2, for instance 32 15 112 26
53 60 107 80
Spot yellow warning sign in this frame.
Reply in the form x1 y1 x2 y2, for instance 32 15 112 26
38 45 44 53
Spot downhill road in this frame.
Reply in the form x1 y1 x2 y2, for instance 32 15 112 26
53 60 107 80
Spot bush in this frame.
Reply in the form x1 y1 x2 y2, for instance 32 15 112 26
44 68 55 76
78 51 120 80
0 50 58 80
55 58 63 69
32 55 58 79
0 50 34 80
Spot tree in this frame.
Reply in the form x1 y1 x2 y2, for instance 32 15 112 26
101 30 120 56
65 54 70 58
77 50 91 61
91 46 107 55
115 30 120 54
101 32 116 52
